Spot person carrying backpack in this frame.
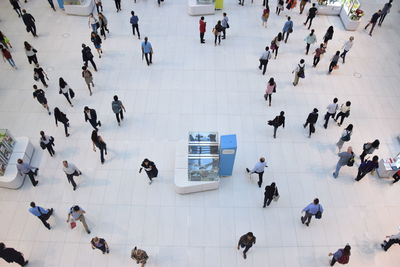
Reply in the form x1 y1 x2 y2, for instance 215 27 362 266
329 244 351 266
333 146 354 178
336 124 353 151
292 59 305 86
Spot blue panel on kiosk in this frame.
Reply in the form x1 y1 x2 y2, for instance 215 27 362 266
219 134 237 176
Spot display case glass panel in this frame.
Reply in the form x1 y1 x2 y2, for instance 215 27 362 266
188 157 219 181
188 144 219 156
188 132 218 143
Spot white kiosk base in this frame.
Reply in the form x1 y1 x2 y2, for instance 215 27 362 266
188 0 215 16
64 0 95 16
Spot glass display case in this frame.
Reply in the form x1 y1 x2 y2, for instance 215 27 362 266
339 0 362 30
188 144 219 156
189 132 218 143
0 129 16 176
188 157 219 181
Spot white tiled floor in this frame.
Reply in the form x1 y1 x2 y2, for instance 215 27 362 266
0 0 400 266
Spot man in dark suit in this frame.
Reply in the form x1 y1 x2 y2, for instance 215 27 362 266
0 243 28 266
303 108 319 138
81 44 97 71
84 106 101 131
22 9 37 37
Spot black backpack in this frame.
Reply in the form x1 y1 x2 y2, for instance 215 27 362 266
347 153 355 167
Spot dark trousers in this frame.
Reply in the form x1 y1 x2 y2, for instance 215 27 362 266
378 13 387 25
304 122 315 137
62 122 69 136
259 59 268 75
96 245 107 253
38 209 52 229
96 3 103 13
359 150 368 162
222 27 226 39
89 119 100 130
48 0 56 10
115 110 124 123
214 34 221 45
14 8 22 17
365 22 377 35
115 0 121 10
323 112 335 128
313 56 320 66
144 53 152 65
356 168 370 181
330 257 337 266
383 238 400 251
28 55 38 64
304 16 314 29
239 243 252 254
84 58 97 71
253 171 264 187
27 24 37 37
263 0 268 7
66 171 79 189
329 61 337 73
264 94 272 105
200 32 205 43
282 31 290 43
340 50 348 63
11 254 26 265
301 211 313 225
305 43 311 55
272 47 279 58
26 170 38 186
335 112 347 125
97 144 107 163
45 143 55 156
63 93 72 105
132 24 140 38
39 75 48 87
263 196 272 207
273 126 280 138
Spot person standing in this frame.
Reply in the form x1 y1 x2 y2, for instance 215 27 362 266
237 232 256 259
340 36 354 63
364 10 382 36
90 32 103 58
33 85 51 115
282 16 293 43
16 158 39 186
261 6 270 27
263 182 279 208
336 124 353 152
292 59 305 86
299 0 308 14
0 45 17 69
131 247 149 267
199 16 206 43
258 46 271 75
360 140 380 162
130 11 141 39
304 29 317 55
28 202 54 230
62 160 81 190
67 205 91 234
47 0 56 11
88 13 98 33
34 64 49 87
22 9 37 37
95 0 103 13
82 65 94 95
54 107 70 137
98 13 109 40
378 0 392 26
269 111 285 139
141 37 153 66
91 237 109 254
213 21 223 46
221 13 229 39
301 198 323 226
276 0 284 15
323 26 334 47
59 78 74 107
264 77 276 106
40 131 55 157
312 43 325 67
91 130 107 164
112 95 126 126
81 44 97 71
245 157 267 188
329 244 351 266
114 0 122 12
24 41 38 65
334 101 351 126
9 0 22 17
328 51 340 74
140 158 158 184
0 243 28 266
332 146 354 178
270 32 282 59
381 228 400 251
303 108 318 138
355 155 379 181
303 3 318 29
84 106 101 130
323 97 338 129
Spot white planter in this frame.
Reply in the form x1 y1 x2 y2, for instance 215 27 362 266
64 0 94 16
317 3 342 15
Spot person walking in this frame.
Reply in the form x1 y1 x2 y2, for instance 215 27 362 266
304 29 317 55
24 41 38 65
91 130 107 164
0 45 17 69
391 169 400 184
237 232 256 259
9 0 22 17
364 10 382 36
263 182 279 207
213 21 223 46
22 9 37 37
270 33 282 59
221 13 229 39
312 43 325 67
62 161 81 190
299 0 308 14
67 205 90 234
323 97 338 129
276 0 284 15
301 198 323 226
258 46 271 75
82 44 97 71
199 16 206 43
323 26 334 47
39 131 55 157
292 59 305 86
47 0 56 11
378 0 392 26
54 107 70 137
141 37 153 65
332 146 354 178
303 108 318 138
334 101 351 126
16 158 39 186
336 124 353 151
329 244 351 266
82 65 94 95
264 77 276 106
114 0 122 12
268 111 285 138
88 13 98 33
84 106 101 130
112 95 126 126
238 0 244 6
261 6 270 27
130 11 141 39
0 31 13 49
0 243 28 266
339 36 354 64
303 3 318 29
360 139 379 162
245 157 267 188
34 64 49 88
33 85 51 115
355 155 379 181
140 158 158 184
90 32 102 58
98 13 109 40
29 202 54 230
282 16 293 43
91 237 109 254
286 0 297 11
381 228 400 251
328 51 340 74
58 78 74 107
95 0 103 13
131 247 149 267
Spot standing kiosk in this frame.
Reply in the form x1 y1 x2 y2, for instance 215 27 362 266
219 134 237 176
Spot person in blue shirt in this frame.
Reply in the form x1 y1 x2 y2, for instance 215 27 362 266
28 202 53 229
282 16 293 43
301 198 323 226
141 37 153 66
246 157 267 188
130 11 140 39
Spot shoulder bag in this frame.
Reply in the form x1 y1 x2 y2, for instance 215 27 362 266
315 205 322 219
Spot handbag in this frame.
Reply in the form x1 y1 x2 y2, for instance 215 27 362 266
273 187 279 201
33 72 39 81
32 48 38 53
315 205 322 219
273 85 276 93
40 141 46 150
226 23 230 29
289 28 293 33
69 88 75 98
70 220 77 229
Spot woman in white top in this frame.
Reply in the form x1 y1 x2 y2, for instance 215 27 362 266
88 13 98 33
304 29 317 55
271 33 282 59
293 59 305 86
264 77 276 106
40 131 55 156
334 101 351 126
337 124 353 151
24 41 38 64
340 36 354 63
59 77 74 107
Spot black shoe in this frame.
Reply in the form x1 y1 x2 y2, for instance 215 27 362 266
305 222 309 226
98 121 102 127
73 186 76 191
46 225 51 230
243 253 246 259
301 217 304 224
246 168 250 173
33 181 39 187
34 168 39 176
87 230 91 234
22 261 29 266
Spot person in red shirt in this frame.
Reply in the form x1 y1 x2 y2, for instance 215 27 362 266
0 44 17 69
199 16 206 44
